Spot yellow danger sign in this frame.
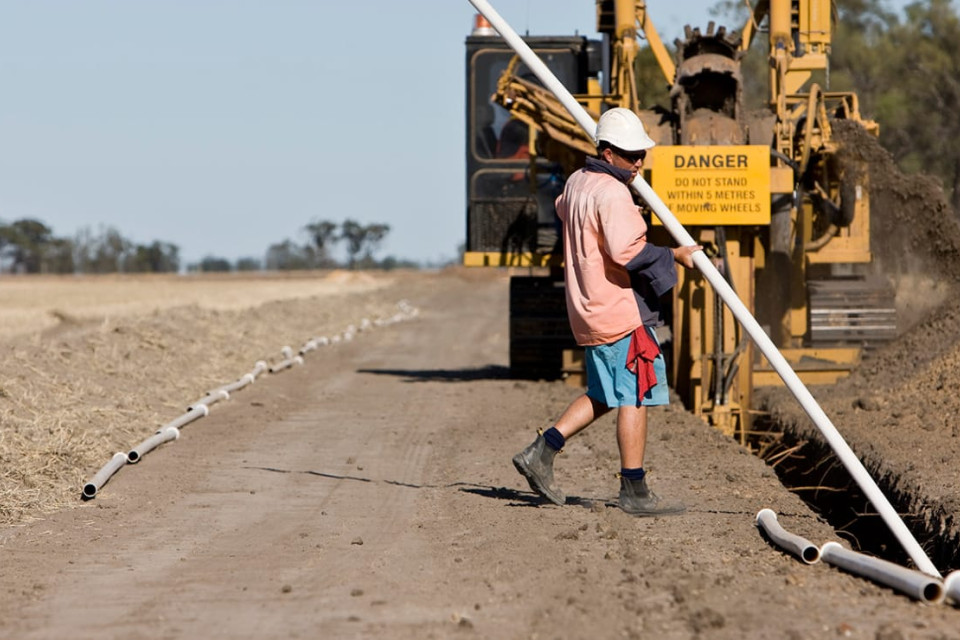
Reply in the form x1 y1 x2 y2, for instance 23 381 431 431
648 145 771 225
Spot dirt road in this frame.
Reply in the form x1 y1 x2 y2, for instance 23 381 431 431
1 271 957 639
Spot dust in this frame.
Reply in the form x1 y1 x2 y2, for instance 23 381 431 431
831 120 960 388
834 119 960 328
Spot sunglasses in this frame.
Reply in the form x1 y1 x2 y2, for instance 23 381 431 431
616 148 647 163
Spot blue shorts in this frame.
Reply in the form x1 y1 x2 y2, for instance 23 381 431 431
585 327 669 408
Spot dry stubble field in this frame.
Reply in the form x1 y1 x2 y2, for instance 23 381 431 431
0 270 409 523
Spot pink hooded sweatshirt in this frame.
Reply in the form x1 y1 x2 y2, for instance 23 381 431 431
555 166 652 346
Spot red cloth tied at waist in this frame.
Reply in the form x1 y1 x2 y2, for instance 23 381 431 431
626 326 660 400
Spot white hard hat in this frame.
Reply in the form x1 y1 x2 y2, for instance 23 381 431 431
595 107 655 152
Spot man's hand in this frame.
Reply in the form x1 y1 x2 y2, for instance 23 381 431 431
671 244 702 270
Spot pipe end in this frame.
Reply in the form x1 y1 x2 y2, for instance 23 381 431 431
756 508 776 525
944 571 960 589
922 582 945 605
81 483 97 499
943 572 960 606
801 545 821 564
127 450 141 464
186 403 206 414
821 541 843 555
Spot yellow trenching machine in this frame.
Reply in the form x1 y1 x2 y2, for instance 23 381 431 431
463 0 894 439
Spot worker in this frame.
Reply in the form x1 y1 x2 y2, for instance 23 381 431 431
512 107 700 516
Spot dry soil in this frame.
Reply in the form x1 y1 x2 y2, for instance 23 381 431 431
0 268 958 639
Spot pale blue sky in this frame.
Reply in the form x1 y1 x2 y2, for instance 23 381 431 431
0 1 916 267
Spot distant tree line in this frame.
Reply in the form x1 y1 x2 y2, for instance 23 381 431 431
260 218 412 271
197 218 415 272
0 217 417 274
0 219 180 274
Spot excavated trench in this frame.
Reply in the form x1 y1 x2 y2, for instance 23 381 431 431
749 411 960 573
734 120 960 575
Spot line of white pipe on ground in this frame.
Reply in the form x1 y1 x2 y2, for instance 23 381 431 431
755 509 820 564
820 542 944 604
81 301 422 498
466 0 939 578
128 427 180 464
82 452 129 499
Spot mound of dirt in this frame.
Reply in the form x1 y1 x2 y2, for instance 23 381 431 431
835 119 960 284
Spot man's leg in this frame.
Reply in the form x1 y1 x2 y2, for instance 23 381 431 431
616 404 647 468
616 404 685 516
512 393 610 505
555 394 611 439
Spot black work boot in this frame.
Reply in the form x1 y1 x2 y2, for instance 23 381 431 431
618 474 685 517
512 433 565 505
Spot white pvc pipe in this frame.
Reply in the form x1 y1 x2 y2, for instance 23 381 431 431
945 571 960 606
821 542 944 604
467 0 939 578
217 373 255 394
82 451 129 499
280 345 293 359
269 355 304 373
128 427 180 464
756 509 820 564
299 339 318 355
187 388 230 412
163 405 209 431
251 360 268 379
